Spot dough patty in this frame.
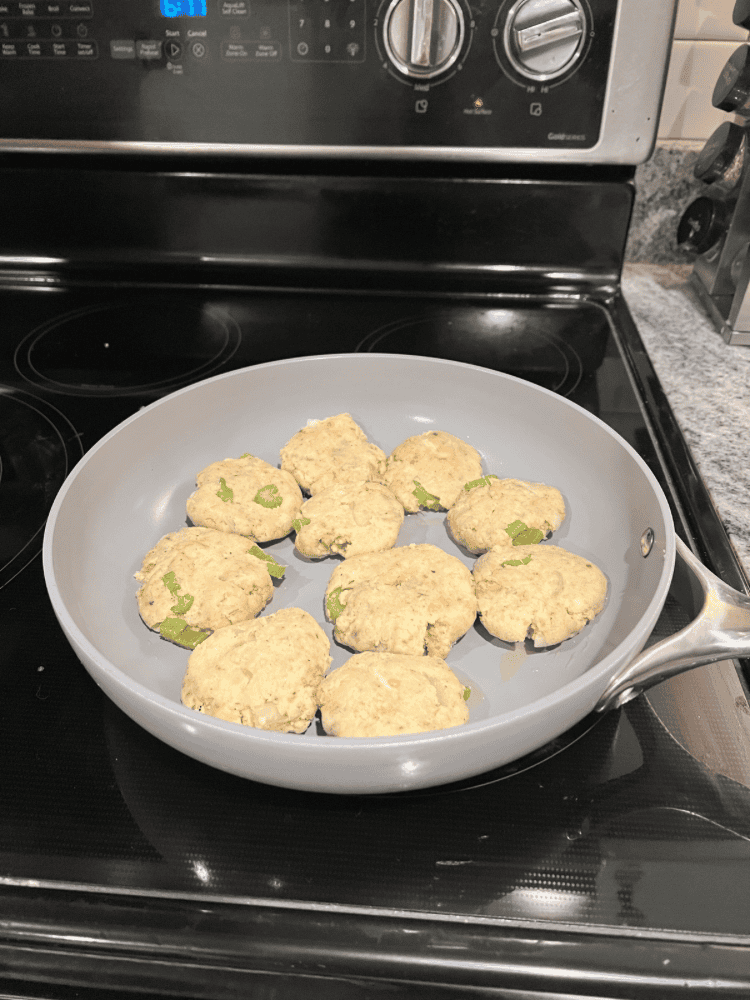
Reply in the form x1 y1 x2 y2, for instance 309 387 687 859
381 430 483 513
447 476 566 554
317 651 469 737
135 526 274 642
473 543 607 647
280 413 386 496
294 480 404 559
181 607 331 733
187 453 303 542
325 543 477 658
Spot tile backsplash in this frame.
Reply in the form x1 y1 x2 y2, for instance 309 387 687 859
658 0 748 141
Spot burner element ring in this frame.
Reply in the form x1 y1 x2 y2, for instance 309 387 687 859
356 308 585 398
15 300 241 398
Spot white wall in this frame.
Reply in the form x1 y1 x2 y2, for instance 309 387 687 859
658 0 748 140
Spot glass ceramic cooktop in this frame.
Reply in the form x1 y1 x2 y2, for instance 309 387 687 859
1 283 749 948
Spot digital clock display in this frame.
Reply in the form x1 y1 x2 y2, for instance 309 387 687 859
160 0 207 15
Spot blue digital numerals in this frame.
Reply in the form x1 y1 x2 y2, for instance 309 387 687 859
160 0 207 15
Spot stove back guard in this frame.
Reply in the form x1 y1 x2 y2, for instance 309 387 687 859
0 162 635 291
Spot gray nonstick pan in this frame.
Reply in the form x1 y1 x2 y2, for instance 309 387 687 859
42 354 750 794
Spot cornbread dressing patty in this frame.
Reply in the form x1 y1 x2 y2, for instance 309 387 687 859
181 608 331 733
187 453 303 542
280 413 386 495
135 526 274 635
325 542 477 658
317 651 469 737
381 430 483 513
473 543 608 646
447 476 566 554
294 479 404 559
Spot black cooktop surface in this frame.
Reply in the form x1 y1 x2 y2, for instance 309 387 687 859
2 281 750 997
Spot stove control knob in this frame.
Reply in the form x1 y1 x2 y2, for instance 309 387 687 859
713 44 750 116
382 0 465 79
503 0 586 81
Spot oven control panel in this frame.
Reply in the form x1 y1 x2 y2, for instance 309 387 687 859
0 0 676 162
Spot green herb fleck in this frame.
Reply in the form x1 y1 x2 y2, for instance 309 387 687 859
162 571 195 615
254 484 283 509
247 544 286 579
326 585 350 621
158 617 210 649
463 686 471 701
501 554 533 567
464 474 499 491
292 516 311 533
513 528 543 546
216 477 234 503
505 520 544 546
412 480 441 511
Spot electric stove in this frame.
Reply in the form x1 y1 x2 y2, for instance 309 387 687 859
2 0 750 994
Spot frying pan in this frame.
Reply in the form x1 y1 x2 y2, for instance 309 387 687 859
42 354 750 794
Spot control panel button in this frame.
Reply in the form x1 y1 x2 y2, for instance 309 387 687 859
136 39 162 59
382 0 464 79
0 34 95 53
221 39 281 59
503 0 585 81
289 0 365 62
0 1 92 14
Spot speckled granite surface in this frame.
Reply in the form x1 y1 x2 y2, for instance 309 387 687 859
622 263 750 580
625 141 704 265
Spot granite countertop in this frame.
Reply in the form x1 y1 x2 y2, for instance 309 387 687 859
622 262 750 582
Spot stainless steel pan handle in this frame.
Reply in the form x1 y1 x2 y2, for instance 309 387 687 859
596 536 750 713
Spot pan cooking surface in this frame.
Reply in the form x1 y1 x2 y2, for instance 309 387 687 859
44 353 674 794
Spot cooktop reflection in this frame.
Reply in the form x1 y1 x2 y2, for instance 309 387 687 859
0 387 82 588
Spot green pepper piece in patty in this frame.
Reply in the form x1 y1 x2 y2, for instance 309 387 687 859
326 585 350 621
247 544 286 579
254 484 283 509
158 617 210 649
162 571 195 615
412 480 441 511
505 520 544 546
216 477 234 503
